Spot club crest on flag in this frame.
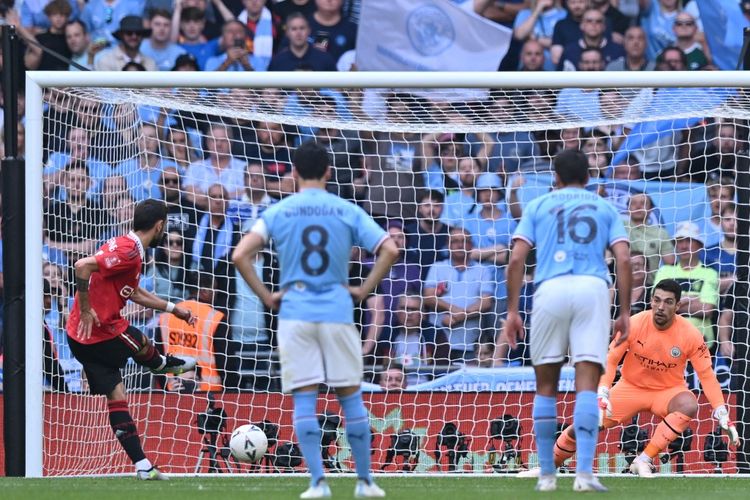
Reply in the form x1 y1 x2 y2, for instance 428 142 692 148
407 4 455 56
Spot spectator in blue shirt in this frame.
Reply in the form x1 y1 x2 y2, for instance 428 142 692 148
704 202 737 296
442 157 484 226
173 6 221 70
140 9 186 71
423 227 494 362
21 0 79 33
513 0 566 70
641 0 680 61
80 0 145 46
268 12 336 71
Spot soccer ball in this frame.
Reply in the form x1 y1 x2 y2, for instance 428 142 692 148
229 424 268 463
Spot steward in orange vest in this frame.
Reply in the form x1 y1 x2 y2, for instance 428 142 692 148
159 296 224 392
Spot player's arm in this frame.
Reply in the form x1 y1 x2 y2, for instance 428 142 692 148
690 335 741 446
232 226 281 309
350 237 400 302
503 237 531 349
73 256 101 340
611 240 632 346
129 287 196 326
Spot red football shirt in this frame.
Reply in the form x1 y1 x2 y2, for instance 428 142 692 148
67 232 145 344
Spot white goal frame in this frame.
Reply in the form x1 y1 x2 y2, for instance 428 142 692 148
24 70 750 478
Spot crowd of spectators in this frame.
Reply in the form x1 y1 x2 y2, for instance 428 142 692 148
0 0 745 392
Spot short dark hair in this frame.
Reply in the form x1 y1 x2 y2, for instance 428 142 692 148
554 149 589 185
44 0 73 18
65 19 87 34
418 189 445 204
293 140 330 180
149 8 172 21
654 279 682 301
64 160 88 173
286 11 309 26
181 7 205 22
132 199 168 232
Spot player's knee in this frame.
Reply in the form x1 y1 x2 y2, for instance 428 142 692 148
669 392 698 418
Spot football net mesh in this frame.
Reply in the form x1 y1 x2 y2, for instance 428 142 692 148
38 84 746 475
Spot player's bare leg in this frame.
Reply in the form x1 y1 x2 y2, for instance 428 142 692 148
105 383 166 480
532 362 562 492
336 385 384 498
630 391 696 478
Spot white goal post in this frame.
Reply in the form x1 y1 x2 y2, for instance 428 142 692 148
24 70 750 478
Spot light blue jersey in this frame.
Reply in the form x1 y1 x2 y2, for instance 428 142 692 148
258 188 386 323
513 187 627 285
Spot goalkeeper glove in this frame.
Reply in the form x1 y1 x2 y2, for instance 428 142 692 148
597 386 612 427
713 405 741 447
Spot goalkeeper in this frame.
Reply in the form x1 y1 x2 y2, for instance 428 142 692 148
529 278 739 477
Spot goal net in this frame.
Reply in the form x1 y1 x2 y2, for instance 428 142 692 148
25 72 749 476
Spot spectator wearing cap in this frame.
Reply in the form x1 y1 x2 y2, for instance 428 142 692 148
140 9 187 71
653 221 720 345
205 20 266 71
460 173 517 325
94 15 157 71
307 0 358 64
268 12 336 71
81 0 145 46
172 6 221 70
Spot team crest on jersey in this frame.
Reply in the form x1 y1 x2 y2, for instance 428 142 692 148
670 346 682 358
104 256 120 268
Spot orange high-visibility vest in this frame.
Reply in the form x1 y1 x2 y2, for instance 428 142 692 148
159 300 224 392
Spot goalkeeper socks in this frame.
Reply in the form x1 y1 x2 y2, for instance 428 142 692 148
338 390 372 482
132 341 164 370
643 411 691 459
135 458 153 471
293 391 325 486
553 426 577 467
532 395 558 476
573 391 599 475
107 399 146 464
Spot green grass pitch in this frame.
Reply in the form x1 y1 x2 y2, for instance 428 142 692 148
1 476 750 500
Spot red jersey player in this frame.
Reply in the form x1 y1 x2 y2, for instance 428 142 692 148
66 199 197 480
522 279 740 478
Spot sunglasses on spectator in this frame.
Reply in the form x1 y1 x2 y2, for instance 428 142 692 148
675 20 695 27
168 239 183 246
583 18 604 24
163 177 179 185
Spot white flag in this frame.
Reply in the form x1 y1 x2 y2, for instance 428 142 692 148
356 0 512 72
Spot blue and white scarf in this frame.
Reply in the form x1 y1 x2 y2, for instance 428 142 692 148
238 6 273 71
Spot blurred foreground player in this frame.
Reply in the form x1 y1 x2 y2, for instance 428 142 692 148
233 141 399 498
67 199 197 480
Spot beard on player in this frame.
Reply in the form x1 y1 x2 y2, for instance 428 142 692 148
148 220 167 249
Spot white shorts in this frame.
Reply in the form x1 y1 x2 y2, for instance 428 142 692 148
530 275 610 369
277 319 363 393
